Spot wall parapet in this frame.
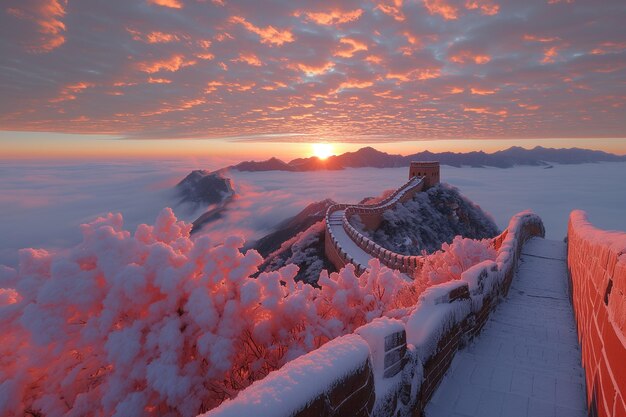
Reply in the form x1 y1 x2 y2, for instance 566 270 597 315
205 211 545 417
567 210 626 417
324 176 425 276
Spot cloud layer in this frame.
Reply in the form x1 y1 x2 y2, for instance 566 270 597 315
0 159 223 265
0 0 625 141
3 159 624 266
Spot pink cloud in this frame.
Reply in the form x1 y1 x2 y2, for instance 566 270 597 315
337 80 375 91
1 0 625 140
465 0 499 16
523 34 560 43
6 0 68 52
541 46 558 63
365 55 384 65
136 55 196 73
470 87 498 95
230 16 294 46
295 9 364 25
50 82 95 103
590 42 626 55
127 28 181 43
423 0 459 20
291 62 335 76
386 68 441 82
233 52 263 66
450 51 491 64
375 0 405 21
518 103 541 111
147 0 183 9
148 77 172 84
464 106 508 116
334 38 368 58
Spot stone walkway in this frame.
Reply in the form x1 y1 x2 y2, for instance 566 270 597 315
425 238 587 417
327 209 374 268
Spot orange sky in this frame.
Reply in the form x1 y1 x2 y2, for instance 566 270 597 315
1 0 625 152
1 132 625 161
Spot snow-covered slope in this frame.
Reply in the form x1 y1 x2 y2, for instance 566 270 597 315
259 184 498 284
258 221 334 284
353 183 499 255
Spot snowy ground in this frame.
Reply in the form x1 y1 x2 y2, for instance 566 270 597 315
1 161 625 266
425 238 587 417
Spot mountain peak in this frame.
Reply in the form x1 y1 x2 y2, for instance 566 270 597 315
229 145 625 172
353 146 387 155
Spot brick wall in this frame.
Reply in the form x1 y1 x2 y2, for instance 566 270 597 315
567 210 626 417
324 177 425 275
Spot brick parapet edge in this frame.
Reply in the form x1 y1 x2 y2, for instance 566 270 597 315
567 210 626 417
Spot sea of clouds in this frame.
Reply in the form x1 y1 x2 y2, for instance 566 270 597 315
1 160 625 266
0 158 226 265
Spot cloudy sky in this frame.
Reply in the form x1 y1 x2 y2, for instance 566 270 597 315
1 0 625 157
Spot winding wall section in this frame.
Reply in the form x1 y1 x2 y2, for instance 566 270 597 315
324 176 426 277
324 167 511 279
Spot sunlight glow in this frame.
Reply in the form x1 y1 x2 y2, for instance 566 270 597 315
312 143 334 159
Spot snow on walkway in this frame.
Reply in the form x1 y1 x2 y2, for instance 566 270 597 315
327 209 375 269
425 238 587 417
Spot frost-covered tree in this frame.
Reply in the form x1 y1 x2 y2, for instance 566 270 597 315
0 209 407 417
417 236 497 285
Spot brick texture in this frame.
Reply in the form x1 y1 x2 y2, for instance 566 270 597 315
567 214 626 417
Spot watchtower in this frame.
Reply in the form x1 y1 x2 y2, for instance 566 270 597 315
409 161 440 187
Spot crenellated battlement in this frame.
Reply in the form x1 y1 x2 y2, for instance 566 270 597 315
324 175 426 277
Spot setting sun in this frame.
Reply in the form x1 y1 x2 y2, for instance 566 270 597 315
312 143 334 160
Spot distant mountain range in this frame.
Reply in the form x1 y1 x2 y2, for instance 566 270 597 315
227 146 626 171
177 145 625 235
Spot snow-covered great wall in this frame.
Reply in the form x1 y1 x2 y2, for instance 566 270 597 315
324 162 440 277
204 211 545 417
324 176 425 277
567 211 626 417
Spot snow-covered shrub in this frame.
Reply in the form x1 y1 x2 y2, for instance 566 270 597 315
318 260 407 330
391 236 496 310
0 209 407 417
418 236 497 285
